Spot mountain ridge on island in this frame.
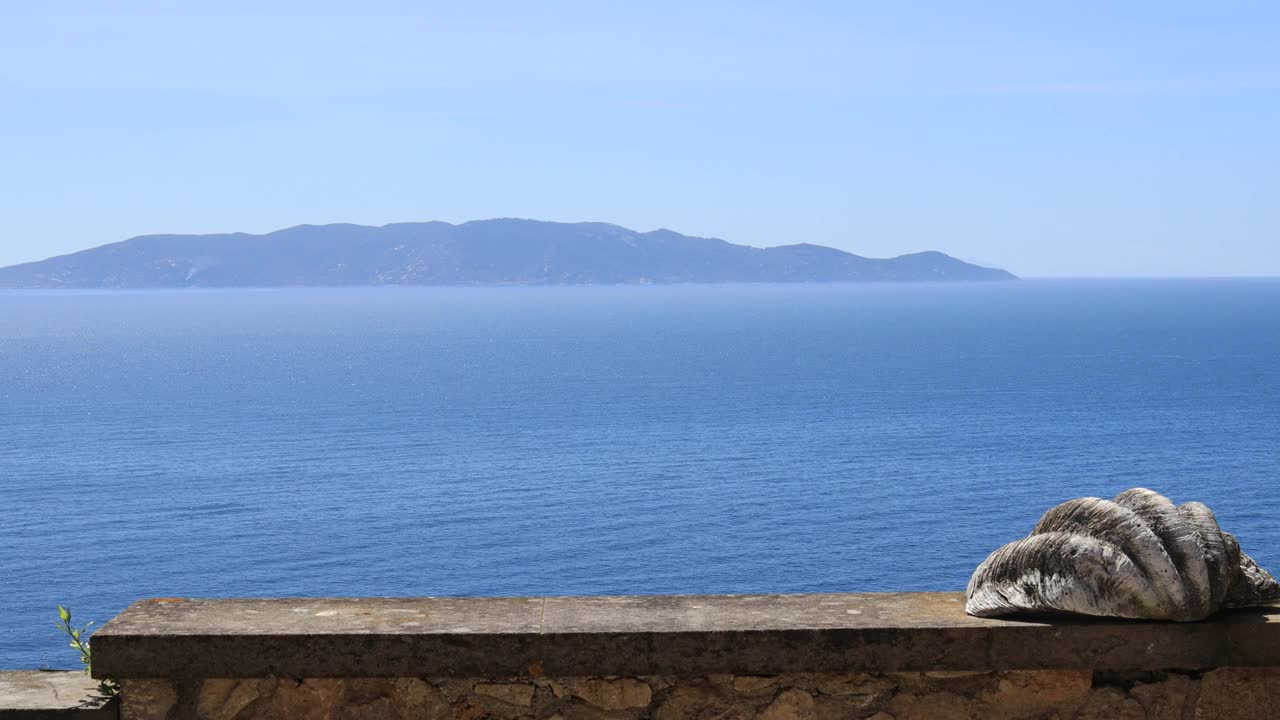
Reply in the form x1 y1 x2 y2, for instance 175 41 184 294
0 219 1016 288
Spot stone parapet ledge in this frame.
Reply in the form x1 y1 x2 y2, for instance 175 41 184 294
91 593 1280 679
0 671 117 720
88 593 1280 719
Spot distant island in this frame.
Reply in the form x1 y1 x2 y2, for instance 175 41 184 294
0 219 1015 288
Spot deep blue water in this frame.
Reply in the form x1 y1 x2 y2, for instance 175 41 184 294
2 280 1279 668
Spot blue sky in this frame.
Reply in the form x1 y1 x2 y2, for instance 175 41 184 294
2 1 1277 276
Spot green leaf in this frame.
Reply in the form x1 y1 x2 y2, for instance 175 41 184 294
58 606 71 623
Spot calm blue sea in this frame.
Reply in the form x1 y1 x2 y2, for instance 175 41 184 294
2 280 1279 668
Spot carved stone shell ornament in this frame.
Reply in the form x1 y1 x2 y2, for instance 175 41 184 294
966 488 1280 621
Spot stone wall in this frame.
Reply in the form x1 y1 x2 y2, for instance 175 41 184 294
89 594 1280 720
120 669 1280 720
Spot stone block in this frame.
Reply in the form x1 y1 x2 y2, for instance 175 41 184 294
812 674 894 698
654 685 743 720
1073 687 1145 720
979 670 1091 718
759 689 814 720
117 680 175 720
731 677 777 694
472 683 534 707
1195 667 1280 720
389 679 449 720
885 690 980 720
570 679 651 710
1128 674 1194 720
271 679 343 720
196 679 274 720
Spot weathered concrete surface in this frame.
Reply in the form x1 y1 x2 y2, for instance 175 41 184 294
117 669 1280 720
92 593 1280 679
0 671 117 720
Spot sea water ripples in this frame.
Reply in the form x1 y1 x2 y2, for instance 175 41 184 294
1 280 1278 667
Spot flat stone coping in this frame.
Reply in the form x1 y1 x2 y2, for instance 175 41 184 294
91 592 1280 679
0 671 116 719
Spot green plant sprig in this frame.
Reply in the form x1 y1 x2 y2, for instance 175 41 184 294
56 605 119 698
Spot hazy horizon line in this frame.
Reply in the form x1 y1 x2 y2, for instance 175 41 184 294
3 277 1279 293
